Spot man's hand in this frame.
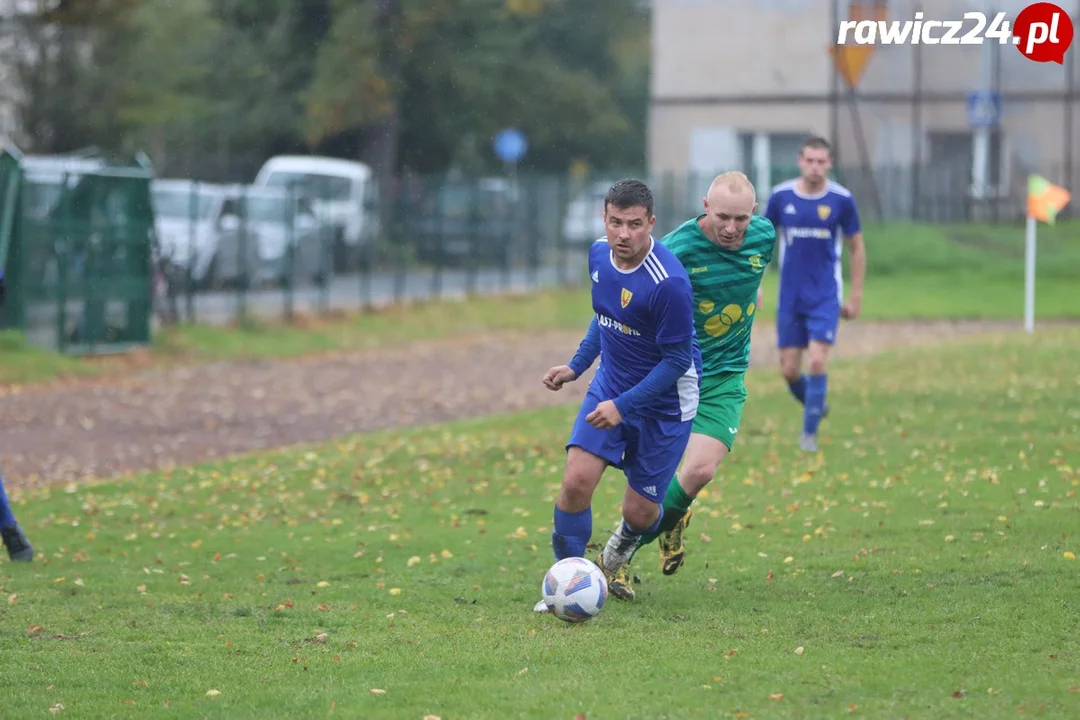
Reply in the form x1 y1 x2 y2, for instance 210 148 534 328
586 399 623 430
756 286 764 312
542 365 578 391
841 296 861 320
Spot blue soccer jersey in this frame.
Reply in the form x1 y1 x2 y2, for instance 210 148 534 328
587 238 702 422
764 180 861 311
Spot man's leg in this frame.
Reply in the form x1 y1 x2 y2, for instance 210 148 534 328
777 306 809 406
652 372 745 574
598 415 692 598
536 389 622 612
800 307 839 452
0 472 33 562
800 340 832 452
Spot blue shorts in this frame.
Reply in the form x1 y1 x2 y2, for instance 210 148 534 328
776 301 840 348
566 383 693 503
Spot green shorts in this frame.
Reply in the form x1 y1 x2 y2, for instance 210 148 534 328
692 371 747 450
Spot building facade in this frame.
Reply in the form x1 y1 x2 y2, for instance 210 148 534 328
649 0 1079 219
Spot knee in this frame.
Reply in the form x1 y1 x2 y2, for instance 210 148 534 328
779 356 801 383
558 472 595 510
621 493 660 532
807 354 828 375
679 460 718 495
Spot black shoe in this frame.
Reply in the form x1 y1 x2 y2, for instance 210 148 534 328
1 524 33 562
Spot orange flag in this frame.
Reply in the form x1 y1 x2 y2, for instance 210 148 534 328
1028 175 1071 224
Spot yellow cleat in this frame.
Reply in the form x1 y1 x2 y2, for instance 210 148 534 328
595 551 635 601
658 511 692 576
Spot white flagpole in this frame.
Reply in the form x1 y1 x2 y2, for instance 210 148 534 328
1024 214 1036 334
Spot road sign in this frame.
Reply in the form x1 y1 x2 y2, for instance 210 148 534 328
967 91 1003 128
493 128 528 164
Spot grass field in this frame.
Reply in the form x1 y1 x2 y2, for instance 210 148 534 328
1 328 1077 718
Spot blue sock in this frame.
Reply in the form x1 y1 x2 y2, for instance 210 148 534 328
552 506 592 560
0 473 17 529
804 373 828 436
787 374 807 405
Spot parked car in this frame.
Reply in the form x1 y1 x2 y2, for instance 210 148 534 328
213 186 328 287
253 155 379 272
150 179 232 288
405 177 520 266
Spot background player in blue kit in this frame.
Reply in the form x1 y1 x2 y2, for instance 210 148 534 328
535 179 701 610
0 268 34 562
764 136 866 452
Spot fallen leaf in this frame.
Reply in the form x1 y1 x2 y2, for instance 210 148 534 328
1064 551 1076 560
48 704 64 714
952 689 967 698
370 688 387 695
794 646 805 655
206 689 221 697
26 625 43 634
770 693 784 701
389 588 401 596
832 570 844 578
317 581 330 588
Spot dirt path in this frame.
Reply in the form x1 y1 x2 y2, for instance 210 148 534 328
0 320 1032 488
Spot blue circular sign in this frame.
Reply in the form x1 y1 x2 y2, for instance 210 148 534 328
494 128 528 163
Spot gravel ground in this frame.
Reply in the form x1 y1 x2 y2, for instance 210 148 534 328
0 319 1034 488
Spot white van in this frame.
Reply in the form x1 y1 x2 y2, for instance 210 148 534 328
253 155 379 270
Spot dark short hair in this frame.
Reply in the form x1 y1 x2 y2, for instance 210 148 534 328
604 179 654 217
800 135 833 156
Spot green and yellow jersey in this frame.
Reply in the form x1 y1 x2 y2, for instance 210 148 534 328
661 215 776 376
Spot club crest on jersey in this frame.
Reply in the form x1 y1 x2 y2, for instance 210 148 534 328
817 204 832 221
748 254 764 271
620 288 633 308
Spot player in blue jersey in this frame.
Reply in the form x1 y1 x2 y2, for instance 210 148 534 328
534 179 701 611
0 268 34 562
764 136 866 452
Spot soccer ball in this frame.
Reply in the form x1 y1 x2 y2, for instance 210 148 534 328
541 556 608 623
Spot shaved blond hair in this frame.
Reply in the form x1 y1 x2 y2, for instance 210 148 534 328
707 170 756 202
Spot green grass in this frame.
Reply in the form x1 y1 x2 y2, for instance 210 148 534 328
2 329 1079 718
0 220 1076 387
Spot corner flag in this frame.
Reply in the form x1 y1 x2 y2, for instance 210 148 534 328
1027 175 1071 224
1024 174 1071 334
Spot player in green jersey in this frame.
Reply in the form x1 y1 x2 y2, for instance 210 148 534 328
598 171 776 600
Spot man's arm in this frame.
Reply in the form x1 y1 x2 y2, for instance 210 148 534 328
568 316 601 376
840 196 864 319
611 277 695 418
612 337 693 418
842 232 865 318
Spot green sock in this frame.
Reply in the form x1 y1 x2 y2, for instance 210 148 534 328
632 478 695 552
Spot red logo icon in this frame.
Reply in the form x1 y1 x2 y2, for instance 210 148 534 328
1014 2 1074 64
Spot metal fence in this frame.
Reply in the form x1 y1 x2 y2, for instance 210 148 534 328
147 161 1062 329
150 173 591 328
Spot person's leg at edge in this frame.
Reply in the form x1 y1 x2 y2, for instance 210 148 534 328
0 471 33 562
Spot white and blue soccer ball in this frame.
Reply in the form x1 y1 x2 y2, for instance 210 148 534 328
541 556 608 623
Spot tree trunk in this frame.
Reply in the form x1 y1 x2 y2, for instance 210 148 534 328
365 0 402 243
